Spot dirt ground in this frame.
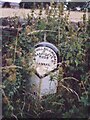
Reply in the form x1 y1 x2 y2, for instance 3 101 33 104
0 8 89 22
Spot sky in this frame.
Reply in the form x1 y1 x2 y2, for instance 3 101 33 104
0 0 21 3
0 0 89 3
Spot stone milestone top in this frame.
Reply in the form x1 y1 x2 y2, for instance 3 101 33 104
33 42 60 78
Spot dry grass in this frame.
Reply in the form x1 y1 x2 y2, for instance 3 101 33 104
0 8 89 22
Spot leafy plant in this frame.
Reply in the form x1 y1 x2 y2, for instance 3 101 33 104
1 3 90 119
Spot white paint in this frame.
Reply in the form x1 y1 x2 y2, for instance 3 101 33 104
33 46 58 77
30 72 58 97
29 42 59 97
40 75 58 96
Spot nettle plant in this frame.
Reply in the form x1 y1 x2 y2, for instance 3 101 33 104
1 3 90 118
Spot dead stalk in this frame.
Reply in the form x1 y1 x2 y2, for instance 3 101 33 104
1 65 22 70
27 30 56 35
60 83 80 101
13 35 18 64
61 77 79 82
81 81 88 97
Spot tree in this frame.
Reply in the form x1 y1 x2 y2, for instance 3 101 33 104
2 2 11 8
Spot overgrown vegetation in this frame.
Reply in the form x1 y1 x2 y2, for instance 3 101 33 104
1 3 90 119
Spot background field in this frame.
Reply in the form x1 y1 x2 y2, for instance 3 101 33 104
0 8 89 22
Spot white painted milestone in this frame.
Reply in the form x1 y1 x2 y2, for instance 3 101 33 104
29 42 60 97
